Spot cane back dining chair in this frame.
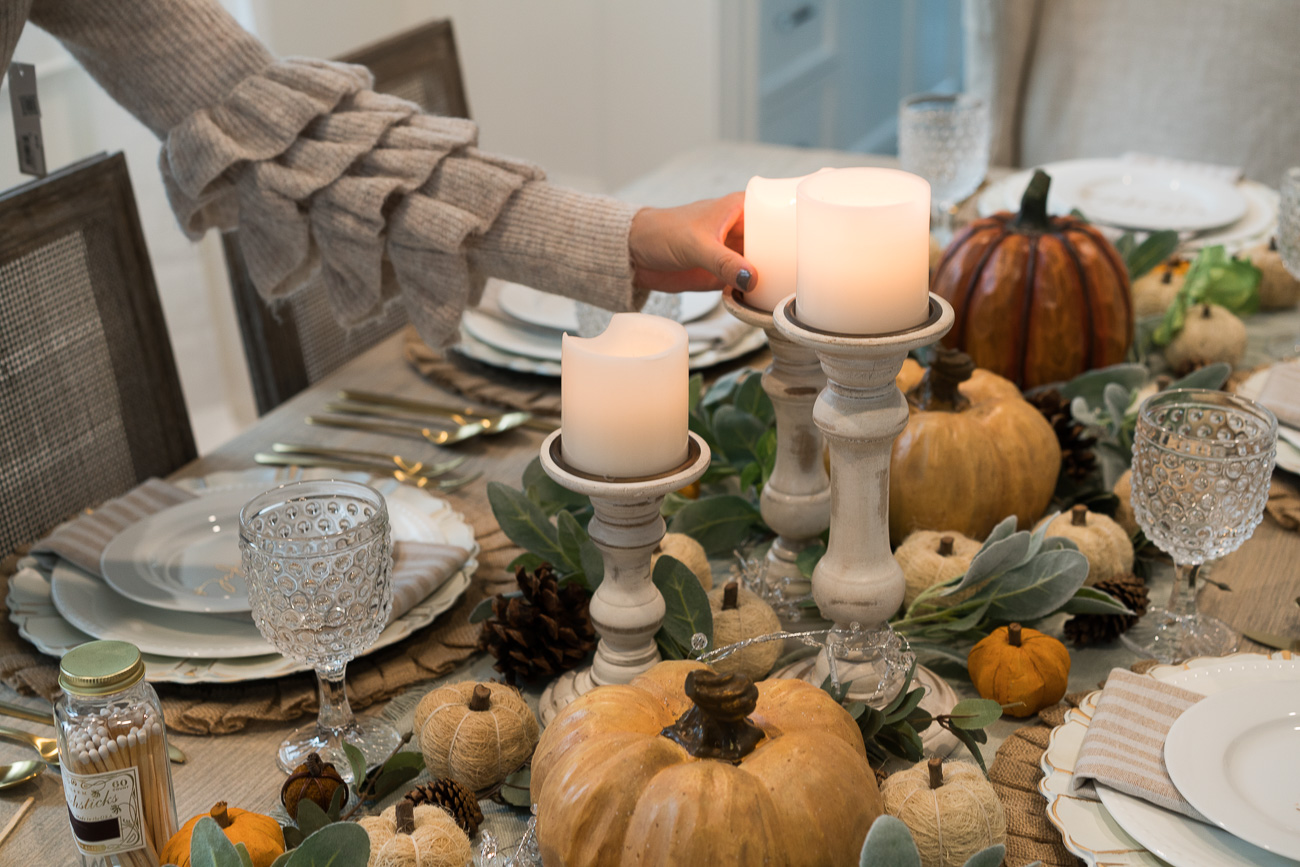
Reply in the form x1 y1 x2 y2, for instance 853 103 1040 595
0 152 196 554
223 18 472 416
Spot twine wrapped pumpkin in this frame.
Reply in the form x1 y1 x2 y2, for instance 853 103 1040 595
881 757 1006 867
708 581 781 681
358 801 470 867
1037 505 1133 586
1163 303 1247 374
413 682 539 793
896 531 981 610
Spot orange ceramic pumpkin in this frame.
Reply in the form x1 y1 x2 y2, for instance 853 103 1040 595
931 170 1133 388
531 661 881 867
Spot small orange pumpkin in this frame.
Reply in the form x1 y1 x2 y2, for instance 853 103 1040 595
967 623 1070 718
160 802 285 867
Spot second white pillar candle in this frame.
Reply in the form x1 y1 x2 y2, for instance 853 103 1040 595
795 167 931 335
561 313 690 478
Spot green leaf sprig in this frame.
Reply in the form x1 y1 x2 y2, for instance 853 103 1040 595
1153 245 1261 345
859 816 1037 867
177 814 371 867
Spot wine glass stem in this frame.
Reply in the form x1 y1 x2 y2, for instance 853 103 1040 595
934 204 955 244
1169 562 1200 619
316 665 355 735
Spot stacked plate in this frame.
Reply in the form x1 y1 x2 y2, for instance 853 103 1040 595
6 468 476 684
454 279 767 376
1041 652 1300 866
978 158 1279 251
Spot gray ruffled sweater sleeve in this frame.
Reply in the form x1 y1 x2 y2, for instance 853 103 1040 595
21 0 643 346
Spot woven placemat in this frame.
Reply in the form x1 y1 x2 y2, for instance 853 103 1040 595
988 661 1162 867
0 528 522 736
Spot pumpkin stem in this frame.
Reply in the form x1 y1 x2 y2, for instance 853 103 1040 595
722 581 739 611
1014 169 1053 230
395 800 415 835
906 347 973 412
661 670 765 763
937 535 955 557
305 752 323 777
1270 236 1278 252
468 684 492 712
928 756 944 789
1071 505 1089 527
1008 623 1023 647
1201 303 1213 319
210 802 232 829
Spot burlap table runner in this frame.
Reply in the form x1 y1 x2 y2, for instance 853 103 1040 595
0 523 522 736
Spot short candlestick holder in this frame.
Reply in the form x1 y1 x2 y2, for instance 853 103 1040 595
771 294 954 709
536 429 711 725
723 289 830 610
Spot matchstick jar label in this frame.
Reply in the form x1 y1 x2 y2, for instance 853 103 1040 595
63 766 145 855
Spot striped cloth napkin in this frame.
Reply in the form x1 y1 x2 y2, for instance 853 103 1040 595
30 478 467 625
1069 668 1209 823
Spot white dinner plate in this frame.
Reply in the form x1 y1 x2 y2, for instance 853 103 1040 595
978 161 1277 250
454 317 767 377
462 308 738 363
1165 682 1300 860
7 468 476 681
1040 652 1300 867
496 280 721 331
1049 161 1246 233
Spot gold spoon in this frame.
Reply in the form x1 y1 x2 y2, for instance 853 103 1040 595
0 761 43 790
0 700 186 765
0 726 59 766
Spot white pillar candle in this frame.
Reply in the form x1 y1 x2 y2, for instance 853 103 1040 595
795 167 931 334
743 169 832 312
561 313 689 478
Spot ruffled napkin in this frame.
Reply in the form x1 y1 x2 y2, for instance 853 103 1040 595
1069 668 1209 823
30 479 467 624
1258 362 1300 429
685 305 752 350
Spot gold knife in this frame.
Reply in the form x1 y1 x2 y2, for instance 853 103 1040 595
0 699 187 764
1240 628 1300 652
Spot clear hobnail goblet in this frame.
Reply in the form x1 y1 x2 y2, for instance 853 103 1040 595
898 92 990 243
239 479 400 776
1126 390 1277 663
575 291 682 337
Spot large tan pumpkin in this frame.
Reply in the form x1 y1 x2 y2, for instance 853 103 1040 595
931 170 1132 388
891 350 1062 545
531 661 881 867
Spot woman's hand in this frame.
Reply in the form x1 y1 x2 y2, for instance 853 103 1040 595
628 192 757 295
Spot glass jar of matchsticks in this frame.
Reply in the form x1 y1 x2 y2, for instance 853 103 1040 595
55 640 178 867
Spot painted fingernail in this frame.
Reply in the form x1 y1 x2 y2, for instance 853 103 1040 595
736 269 753 292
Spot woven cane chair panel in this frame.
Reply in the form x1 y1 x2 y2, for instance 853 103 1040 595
0 154 195 553
294 294 410 384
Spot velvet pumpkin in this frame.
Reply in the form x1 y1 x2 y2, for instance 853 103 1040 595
931 170 1133 388
967 623 1070 718
161 802 285 867
531 661 881 867
891 349 1061 545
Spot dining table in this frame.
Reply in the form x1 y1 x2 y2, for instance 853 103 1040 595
2 141 1297 866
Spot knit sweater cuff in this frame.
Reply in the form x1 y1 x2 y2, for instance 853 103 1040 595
158 55 614 347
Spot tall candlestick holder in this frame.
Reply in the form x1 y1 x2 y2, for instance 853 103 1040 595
772 293 955 707
536 429 711 725
722 289 830 608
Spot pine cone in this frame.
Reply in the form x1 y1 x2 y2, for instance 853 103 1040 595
1063 574 1150 646
1029 388 1098 481
478 564 597 686
405 779 484 836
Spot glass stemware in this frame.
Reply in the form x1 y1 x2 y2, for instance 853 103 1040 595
239 479 400 776
898 92 990 243
1278 167 1300 278
576 291 682 337
1125 389 1277 663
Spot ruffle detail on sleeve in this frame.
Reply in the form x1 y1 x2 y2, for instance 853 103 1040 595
159 56 552 346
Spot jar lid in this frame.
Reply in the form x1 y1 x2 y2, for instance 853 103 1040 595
59 641 145 696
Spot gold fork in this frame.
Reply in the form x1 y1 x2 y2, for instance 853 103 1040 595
324 400 540 437
271 443 465 478
254 453 481 492
338 390 558 433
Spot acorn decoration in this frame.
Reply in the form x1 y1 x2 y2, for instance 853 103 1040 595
1063 573 1150 646
280 752 348 820
405 779 483 836
478 563 597 685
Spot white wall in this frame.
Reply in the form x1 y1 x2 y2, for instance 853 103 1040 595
1 1 733 458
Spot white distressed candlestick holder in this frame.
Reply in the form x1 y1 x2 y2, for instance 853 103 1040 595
722 289 830 605
772 293 955 707
536 429 711 725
